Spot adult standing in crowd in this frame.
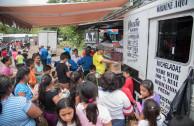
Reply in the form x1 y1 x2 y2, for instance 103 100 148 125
33 53 43 83
63 44 71 56
0 75 42 126
71 49 82 70
39 45 48 66
93 44 117 75
1 56 16 79
101 33 112 43
82 46 95 57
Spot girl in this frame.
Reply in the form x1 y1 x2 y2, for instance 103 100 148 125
32 53 43 83
14 67 38 103
69 71 83 106
76 81 112 126
0 75 41 126
138 99 165 126
12 48 18 66
86 74 97 86
135 79 160 120
56 98 77 126
1 56 16 79
47 46 52 66
38 74 60 126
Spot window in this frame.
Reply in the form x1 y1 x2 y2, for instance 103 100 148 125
156 16 193 63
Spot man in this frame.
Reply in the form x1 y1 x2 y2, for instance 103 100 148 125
93 44 117 75
82 46 95 57
39 45 48 66
71 49 82 71
101 33 112 43
63 44 71 56
110 34 123 50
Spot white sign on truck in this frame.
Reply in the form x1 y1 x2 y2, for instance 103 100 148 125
38 30 57 55
123 0 194 120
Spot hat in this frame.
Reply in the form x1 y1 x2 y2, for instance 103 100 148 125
96 44 105 50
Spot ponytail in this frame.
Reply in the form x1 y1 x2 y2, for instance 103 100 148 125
79 81 99 124
38 74 52 108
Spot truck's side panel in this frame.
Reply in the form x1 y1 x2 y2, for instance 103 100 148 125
48 32 57 54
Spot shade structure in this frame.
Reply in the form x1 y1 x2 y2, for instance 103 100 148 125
0 0 128 29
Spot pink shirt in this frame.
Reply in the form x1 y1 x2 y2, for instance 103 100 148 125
1 65 13 77
12 51 18 60
76 103 111 126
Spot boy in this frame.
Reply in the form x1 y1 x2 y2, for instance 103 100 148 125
122 67 134 95
86 64 100 78
56 52 71 89
16 51 24 64
43 65 51 75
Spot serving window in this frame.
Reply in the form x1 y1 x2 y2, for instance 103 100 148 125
156 16 193 63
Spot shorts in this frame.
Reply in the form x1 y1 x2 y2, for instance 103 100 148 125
47 58 52 64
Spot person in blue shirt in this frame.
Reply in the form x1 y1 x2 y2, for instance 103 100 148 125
39 45 48 66
77 49 93 76
63 44 71 56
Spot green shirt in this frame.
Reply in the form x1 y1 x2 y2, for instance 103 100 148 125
16 55 24 64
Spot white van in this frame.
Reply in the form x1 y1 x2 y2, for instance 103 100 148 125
123 0 194 119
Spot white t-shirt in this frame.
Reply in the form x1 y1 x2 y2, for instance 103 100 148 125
138 114 165 126
76 103 111 126
71 54 82 64
56 121 76 126
97 90 133 120
119 39 123 47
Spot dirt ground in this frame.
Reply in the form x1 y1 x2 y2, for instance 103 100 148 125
0 44 65 73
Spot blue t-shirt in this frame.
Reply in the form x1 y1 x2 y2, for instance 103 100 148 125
0 96 36 126
77 56 93 71
39 48 48 59
14 83 33 101
64 47 71 56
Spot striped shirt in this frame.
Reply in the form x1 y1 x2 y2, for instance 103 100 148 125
14 83 33 100
97 90 133 120
0 96 36 126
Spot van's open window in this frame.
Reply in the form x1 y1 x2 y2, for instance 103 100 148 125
156 16 193 63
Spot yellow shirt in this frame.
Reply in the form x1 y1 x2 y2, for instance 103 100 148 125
93 52 105 75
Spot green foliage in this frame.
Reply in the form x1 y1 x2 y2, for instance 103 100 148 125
0 23 30 34
47 0 60 3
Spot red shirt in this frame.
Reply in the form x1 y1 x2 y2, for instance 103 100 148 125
2 51 7 57
123 78 134 95
121 87 135 102
82 51 95 57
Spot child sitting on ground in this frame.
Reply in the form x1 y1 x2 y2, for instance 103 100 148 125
43 65 51 75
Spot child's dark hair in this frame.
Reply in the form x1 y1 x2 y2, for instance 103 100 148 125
38 74 52 108
117 75 126 88
89 65 96 71
26 58 34 67
52 71 56 77
47 46 50 50
79 81 98 124
85 49 90 56
69 71 82 106
23 50 26 52
0 75 12 113
18 51 21 55
122 66 132 75
32 53 40 60
1 56 10 64
143 99 160 126
170 115 194 126
15 67 30 86
64 52 71 59
43 65 51 72
101 71 119 92
56 98 76 126
140 79 154 96
78 70 84 81
60 52 69 60
86 74 97 86
16 63 25 70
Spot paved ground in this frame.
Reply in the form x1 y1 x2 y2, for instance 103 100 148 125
0 44 64 73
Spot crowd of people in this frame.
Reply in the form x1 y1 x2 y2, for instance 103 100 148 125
0 41 194 126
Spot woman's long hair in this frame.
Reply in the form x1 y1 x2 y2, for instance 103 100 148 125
38 74 52 108
15 67 30 89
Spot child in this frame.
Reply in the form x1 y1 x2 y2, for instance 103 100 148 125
122 67 134 95
135 79 160 120
86 65 100 78
16 51 24 64
52 71 60 91
138 99 165 126
1 48 7 58
47 46 52 66
76 81 112 126
38 74 60 126
69 71 84 106
26 58 38 96
118 75 136 104
56 98 77 126
56 52 71 90
43 65 51 75
14 67 38 103
86 74 97 86
12 48 18 66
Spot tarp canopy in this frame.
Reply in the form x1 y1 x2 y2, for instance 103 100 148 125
0 0 127 29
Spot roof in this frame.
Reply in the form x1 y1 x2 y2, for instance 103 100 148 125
0 0 128 29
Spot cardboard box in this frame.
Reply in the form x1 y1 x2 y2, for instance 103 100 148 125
107 63 121 74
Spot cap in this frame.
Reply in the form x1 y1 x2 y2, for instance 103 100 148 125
96 44 105 50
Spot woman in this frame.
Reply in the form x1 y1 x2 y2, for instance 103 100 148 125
32 53 43 83
97 71 133 126
1 56 15 79
0 75 41 126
